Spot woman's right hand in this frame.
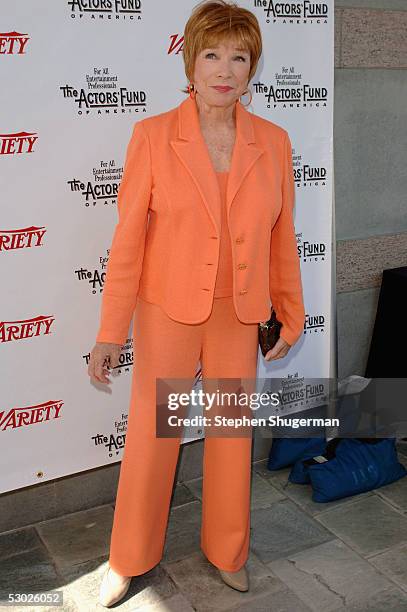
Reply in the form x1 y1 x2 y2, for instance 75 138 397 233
88 342 122 385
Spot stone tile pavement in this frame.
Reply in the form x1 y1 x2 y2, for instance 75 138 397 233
1 442 407 611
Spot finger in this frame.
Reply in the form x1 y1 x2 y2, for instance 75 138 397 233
266 346 282 360
276 347 290 360
109 349 121 369
88 349 110 383
107 355 117 370
88 355 97 379
105 353 119 371
96 365 110 384
94 358 111 384
266 346 285 361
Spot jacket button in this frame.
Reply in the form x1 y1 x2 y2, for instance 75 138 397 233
235 236 244 244
237 263 247 270
210 236 218 239
239 289 248 295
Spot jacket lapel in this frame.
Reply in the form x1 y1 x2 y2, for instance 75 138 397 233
170 95 264 234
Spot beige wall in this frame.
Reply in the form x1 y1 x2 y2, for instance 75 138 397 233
334 1 407 376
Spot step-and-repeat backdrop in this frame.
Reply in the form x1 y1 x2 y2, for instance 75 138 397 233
1 1 334 493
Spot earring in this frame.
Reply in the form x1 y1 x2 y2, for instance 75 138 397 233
187 82 196 99
239 87 253 107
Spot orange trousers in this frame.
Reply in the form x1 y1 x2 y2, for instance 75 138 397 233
108 295 259 576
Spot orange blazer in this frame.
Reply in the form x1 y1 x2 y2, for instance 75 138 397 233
96 95 306 347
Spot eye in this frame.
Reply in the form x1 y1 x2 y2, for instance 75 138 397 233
204 52 247 61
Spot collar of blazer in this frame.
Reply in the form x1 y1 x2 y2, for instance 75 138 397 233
170 95 265 236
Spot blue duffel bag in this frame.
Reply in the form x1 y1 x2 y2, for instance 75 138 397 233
289 458 312 484
300 437 407 502
289 455 314 484
267 436 327 471
268 376 367 473
289 437 342 484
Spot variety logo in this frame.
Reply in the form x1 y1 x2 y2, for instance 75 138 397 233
254 65 328 109
68 160 122 207
297 234 326 261
0 31 30 54
1 132 38 155
0 400 63 431
304 312 325 335
0 226 46 251
60 67 147 115
167 34 184 55
92 413 128 457
0 316 55 343
257 1 329 24
68 0 142 20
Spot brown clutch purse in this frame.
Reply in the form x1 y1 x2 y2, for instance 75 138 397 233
258 306 282 357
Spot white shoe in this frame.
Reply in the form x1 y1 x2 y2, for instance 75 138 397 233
218 565 249 591
99 566 131 607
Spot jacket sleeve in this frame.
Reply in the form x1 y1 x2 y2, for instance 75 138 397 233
95 120 152 345
269 130 306 346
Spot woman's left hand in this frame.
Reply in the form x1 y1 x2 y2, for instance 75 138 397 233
264 337 291 361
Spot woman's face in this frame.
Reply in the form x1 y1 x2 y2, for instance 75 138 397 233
192 37 251 107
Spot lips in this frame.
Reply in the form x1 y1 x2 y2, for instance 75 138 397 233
212 86 233 92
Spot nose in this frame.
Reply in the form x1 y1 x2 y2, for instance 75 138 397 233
217 58 233 77
217 68 232 80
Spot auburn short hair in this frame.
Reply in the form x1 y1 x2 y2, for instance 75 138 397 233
181 0 262 94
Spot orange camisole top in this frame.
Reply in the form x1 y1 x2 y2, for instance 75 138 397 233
213 171 233 298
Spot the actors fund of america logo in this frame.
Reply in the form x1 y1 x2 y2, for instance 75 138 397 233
68 158 122 208
67 0 142 21
82 337 134 375
75 249 110 295
92 413 128 458
253 65 328 109
85 338 134 374
60 67 147 116
297 235 326 262
292 149 327 188
256 0 329 24
280 374 328 411
77 250 134 373
305 312 325 336
260 372 326 417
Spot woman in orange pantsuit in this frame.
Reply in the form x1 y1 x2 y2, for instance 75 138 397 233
88 1 306 607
